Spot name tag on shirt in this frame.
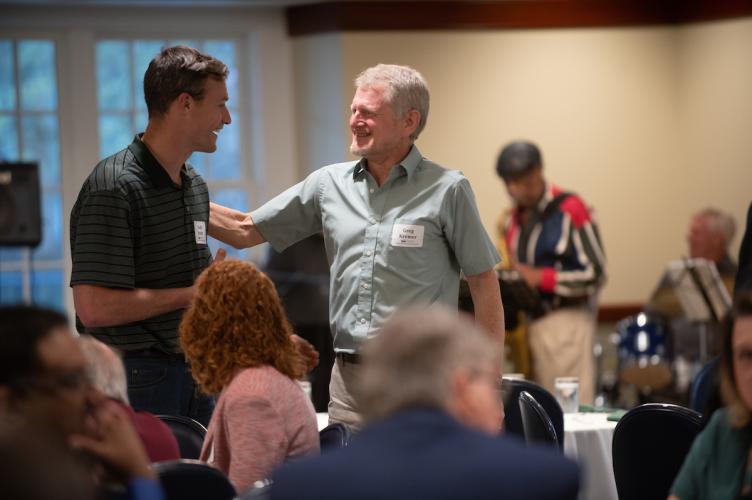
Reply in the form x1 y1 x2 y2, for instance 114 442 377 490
194 220 207 245
391 223 424 247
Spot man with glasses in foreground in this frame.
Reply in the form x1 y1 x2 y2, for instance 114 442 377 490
0 305 162 499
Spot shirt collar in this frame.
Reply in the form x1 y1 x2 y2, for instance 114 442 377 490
535 182 555 212
352 144 423 182
127 134 190 189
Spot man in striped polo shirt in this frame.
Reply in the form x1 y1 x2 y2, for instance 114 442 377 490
69 46 232 425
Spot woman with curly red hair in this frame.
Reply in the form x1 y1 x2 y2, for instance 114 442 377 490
180 259 319 491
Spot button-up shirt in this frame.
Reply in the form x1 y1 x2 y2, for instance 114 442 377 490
252 146 500 352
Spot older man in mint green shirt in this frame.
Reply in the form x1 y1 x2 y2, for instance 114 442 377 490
251 143 499 352
209 64 505 427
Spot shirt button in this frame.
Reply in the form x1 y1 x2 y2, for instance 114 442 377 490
369 218 376 224
365 250 372 257
362 283 369 289
369 188 374 193
360 318 366 324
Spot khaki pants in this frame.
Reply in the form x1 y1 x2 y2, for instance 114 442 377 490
328 357 363 430
528 307 596 405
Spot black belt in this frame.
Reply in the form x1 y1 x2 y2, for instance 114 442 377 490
336 352 361 364
544 296 590 312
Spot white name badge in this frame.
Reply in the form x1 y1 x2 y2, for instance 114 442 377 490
391 223 424 248
194 220 207 245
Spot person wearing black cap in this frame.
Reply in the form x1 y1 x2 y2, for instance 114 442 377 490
495 140 606 404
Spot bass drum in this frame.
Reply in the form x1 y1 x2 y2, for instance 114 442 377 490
615 312 673 392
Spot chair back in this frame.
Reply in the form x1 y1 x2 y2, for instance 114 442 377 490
152 459 236 500
157 415 207 459
612 403 702 500
518 391 560 448
319 422 351 453
501 377 564 449
689 356 719 414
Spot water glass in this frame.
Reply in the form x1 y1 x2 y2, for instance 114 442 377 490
554 377 580 413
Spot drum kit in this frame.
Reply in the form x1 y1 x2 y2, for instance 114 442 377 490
614 312 674 393
609 259 732 404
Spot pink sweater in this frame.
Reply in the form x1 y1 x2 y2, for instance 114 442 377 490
200 365 319 492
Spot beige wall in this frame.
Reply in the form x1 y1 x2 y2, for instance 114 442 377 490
293 18 752 304
676 18 752 266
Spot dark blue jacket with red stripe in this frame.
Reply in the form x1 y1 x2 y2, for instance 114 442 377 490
501 183 606 303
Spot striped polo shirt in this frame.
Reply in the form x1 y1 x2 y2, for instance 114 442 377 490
70 135 212 353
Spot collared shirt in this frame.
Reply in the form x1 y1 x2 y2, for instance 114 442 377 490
500 183 606 302
252 145 500 352
70 136 212 353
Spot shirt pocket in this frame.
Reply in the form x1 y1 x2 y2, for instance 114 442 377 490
384 217 445 274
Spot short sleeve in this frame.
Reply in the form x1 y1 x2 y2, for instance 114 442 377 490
442 177 501 276
251 169 324 252
70 190 135 289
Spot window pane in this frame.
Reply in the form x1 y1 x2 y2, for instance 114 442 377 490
169 39 199 49
0 114 18 160
0 271 23 304
31 269 64 312
97 40 131 111
133 40 164 110
22 115 60 186
135 109 148 136
99 114 132 158
204 40 238 105
0 40 15 111
210 188 249 260
32 190 62 260
18 40 57 111
0 248 23 262
211 120 240 180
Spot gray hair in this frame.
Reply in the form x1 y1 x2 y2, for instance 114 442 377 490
696 207 736 244
354 63 430 141
77 336 129 404
357 305 497 423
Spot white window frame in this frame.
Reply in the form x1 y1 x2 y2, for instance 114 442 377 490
0 36 65 310
0 5 301 323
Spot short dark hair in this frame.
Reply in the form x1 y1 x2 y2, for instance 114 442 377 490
495 140 542 180
721 291 752 427
0 305 68 387
143 45 229 118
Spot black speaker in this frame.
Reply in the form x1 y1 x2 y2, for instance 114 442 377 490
0 162 42 247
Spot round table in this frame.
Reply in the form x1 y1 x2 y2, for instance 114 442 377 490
564 412 619 500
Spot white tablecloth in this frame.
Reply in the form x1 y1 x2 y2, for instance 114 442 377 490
564 413 619 500
316 412 329 431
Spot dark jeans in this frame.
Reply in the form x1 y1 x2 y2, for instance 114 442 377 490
123 354 215 428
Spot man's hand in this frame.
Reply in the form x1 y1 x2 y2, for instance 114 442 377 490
290 334 319 372
213 247 227 264
70 400 154 481
515 263 542 289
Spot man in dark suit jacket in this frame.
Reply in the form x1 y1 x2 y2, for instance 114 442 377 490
270 305 579 500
